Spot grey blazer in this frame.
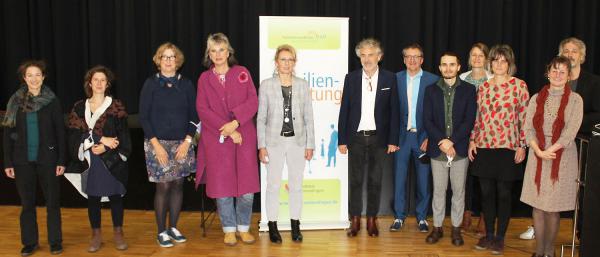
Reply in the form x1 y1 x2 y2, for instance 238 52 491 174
257 76 315 149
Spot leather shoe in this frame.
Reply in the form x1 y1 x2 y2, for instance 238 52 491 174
366 216 379 237
451 226 464 246
50 244 63 255
347 216 360 237
291 219 303 242
462 211 472 231
20 244 38 256
268 221 282 244
425 227 443 244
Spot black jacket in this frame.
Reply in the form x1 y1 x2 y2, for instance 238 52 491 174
66 99 131 185
577 71 600 133
3 98 66 168
337 68 400 147
423 79 477 158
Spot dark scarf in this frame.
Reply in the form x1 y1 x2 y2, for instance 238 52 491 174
532 85 570 194
158 73 180 88
2 85 56 128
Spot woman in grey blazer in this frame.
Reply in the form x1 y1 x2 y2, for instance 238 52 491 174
257 44 315 244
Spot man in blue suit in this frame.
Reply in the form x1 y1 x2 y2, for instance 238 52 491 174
390 43 439 233
338 38 400 237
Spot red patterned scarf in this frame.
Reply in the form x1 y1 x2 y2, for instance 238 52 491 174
532 85 570 194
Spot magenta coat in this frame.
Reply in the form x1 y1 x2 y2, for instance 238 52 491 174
195 65 259 198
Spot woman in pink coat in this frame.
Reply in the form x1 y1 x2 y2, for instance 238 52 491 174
195 33 259 246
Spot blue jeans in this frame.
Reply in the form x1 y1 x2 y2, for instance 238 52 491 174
216 193 254 233
393 132 431 221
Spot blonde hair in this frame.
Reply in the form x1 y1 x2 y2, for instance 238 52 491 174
152 42 185 70
275 44 297 62
468 42 490 69
558 37 586 64
203 33 238 67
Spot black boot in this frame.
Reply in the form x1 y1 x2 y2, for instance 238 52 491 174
291 219 303 242
268 221 282 244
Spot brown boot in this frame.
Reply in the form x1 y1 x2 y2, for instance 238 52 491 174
347 216 360 237
366 216 379 237
462 211 472 231
425 227 443 244
476 213 486 236
88 228 102 252
113 227 128 250
451 226 464 246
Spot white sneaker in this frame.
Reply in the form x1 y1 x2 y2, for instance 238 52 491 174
519 225 535 240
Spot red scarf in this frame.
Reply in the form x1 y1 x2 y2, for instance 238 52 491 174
532 85 570 194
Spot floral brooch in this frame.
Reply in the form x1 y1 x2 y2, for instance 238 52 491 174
238 71 249 83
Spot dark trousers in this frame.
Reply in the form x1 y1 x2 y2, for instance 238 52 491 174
88 195 124 228
464 168 482 213
348 133 391 217
14 163 62 246
479 177 512 238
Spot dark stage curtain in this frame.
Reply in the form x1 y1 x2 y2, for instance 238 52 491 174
1 0 599 214
1 0 600 110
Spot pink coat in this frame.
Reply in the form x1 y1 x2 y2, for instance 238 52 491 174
195 65 259 198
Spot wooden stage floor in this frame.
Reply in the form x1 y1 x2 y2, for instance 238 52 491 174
0 206 578 257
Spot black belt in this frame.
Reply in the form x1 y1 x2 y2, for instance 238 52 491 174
281 131 295 137
357 130 376 136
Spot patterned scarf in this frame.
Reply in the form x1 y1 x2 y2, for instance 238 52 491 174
2 85 56 128
532 84 570 194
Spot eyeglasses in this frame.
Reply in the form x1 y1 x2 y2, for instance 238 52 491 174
161 55 177 61
278 58 296 63
404 55 422 60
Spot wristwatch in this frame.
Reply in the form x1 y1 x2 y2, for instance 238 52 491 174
185 137 192 143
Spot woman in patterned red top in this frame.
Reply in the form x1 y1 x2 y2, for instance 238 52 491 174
468 44 530 255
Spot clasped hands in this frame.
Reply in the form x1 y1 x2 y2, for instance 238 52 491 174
90 136 120 155
219 120 242 145
438 138 456 158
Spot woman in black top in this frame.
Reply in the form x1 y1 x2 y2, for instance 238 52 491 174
2 60 65 256
65 65 131 252
139 42 198 248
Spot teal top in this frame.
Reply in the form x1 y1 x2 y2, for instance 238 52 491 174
26 112 39 162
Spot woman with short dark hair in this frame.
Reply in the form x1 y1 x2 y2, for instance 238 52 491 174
65 65 131 252
3 60 65 256
469 44 530 255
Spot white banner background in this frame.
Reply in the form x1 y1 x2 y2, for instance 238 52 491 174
258 16 349 231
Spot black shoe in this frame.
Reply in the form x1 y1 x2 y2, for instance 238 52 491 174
50 244 63 255
268 221 282 244
20 244 38 256
291 219 303 242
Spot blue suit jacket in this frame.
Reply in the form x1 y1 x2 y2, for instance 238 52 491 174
423 79 477 158
396 70 439 146
338 68 400 147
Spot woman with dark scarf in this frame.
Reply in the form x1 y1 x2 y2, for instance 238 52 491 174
65 65 131 252
139 42 198 248
520 56 583 257
2 60 65 256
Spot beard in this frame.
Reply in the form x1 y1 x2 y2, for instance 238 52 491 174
442 74 457 80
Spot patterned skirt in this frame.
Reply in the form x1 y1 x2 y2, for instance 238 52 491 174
144 138 196 183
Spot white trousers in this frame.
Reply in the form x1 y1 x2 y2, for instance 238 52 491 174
265 137 306 221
